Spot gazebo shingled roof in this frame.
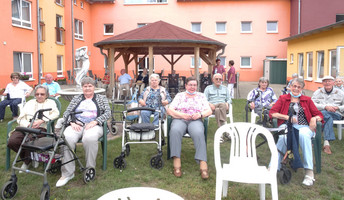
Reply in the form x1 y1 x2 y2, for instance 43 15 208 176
94 20 226 91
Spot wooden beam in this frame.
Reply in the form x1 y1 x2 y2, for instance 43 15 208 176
108 48 115 96
194 47 200 90
148 46 153 76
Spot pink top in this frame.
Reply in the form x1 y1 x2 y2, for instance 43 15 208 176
227 66 236 83
169 92 210 115
212 65 226 75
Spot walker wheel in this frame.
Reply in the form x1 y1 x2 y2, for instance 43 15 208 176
111 124 118 135
83 167 96 184
278 167 292 185
113 157 127 170
150 155 164 170
1 181 18 199
125 144 130 157
40 185 50 200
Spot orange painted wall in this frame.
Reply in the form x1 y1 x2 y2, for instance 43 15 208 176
0 0 38 88
88 0 290 81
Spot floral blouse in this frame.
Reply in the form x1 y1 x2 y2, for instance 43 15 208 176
169 92 210 115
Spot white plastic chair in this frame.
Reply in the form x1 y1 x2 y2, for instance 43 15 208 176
1 95 26 111
214 122 278 200
208 103 234 124
251 109 259 123
333 120 344 140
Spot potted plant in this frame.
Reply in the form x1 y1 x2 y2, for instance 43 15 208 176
56 78 67 85
20 73 30 80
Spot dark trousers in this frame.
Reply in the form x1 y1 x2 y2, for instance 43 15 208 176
0 98 22 119
7 128 46 165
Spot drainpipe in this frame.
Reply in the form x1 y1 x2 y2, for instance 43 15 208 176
71 0 75 84
100 48 108 70
298 0 301 34
216 47 225 59
37 0 41 84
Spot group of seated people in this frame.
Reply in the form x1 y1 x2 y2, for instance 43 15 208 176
3 69 344 189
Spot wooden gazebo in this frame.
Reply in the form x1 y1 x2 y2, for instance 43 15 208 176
94 20 226 92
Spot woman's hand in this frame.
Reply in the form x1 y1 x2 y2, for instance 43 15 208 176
181 113 192 120
249 102 255 109
32 119 44 129
139 99 146 107
71 122 83 132
85 121 98 130
191 112 202 120
309 117 317 132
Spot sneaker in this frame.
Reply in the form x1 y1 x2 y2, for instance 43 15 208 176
56 174 75 187
302 175 315 186
19 163 29 174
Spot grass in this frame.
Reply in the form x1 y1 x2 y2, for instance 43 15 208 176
0 98 343 200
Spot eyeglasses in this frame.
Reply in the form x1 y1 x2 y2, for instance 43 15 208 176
291 85 302 89
35 93 46 96
11 77 19 79
215 78 222 81
187 84 197 87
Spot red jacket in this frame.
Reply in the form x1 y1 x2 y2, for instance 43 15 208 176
269 94 323 127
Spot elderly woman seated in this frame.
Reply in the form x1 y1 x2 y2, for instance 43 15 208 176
7 85 60 172
56 77 111 187
247 77 277 123
167 76 212 179
269 78 323 186
138 73 171 125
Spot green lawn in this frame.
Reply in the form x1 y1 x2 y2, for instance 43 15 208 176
0 98 343 200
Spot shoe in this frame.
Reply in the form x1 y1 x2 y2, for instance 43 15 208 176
323 145 332 155
200 169 209 180
302 175 315 186
173 167 182 178
56 174 75 187
0 119 3 123
19 163 29 174
32 160 39 168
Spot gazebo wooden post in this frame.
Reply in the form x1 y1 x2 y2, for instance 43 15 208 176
171 54 174 72
209 50 216 78
194 47 200 90
148 46 153 76
108 48 115 98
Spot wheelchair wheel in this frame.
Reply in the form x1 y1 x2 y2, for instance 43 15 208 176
278 167 292 185
48 160 61 174
83 168 96 184
40 185 50 200
150 155 164 170
113 157 127 170
1 181 18 199
125 144 130 157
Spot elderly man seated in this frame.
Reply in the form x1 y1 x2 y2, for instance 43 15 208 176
42 74 61 97
204 73 231 128
334 77 344 91
118 69 132 100
312 75 344 154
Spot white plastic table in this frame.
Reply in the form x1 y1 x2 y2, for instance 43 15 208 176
98 187 184 200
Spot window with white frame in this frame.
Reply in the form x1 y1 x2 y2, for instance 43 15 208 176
267 21 278 33
80 1 84 8
241 21 252 33
216 22 226 33
137 23 147 28
74 19 84 40
317 51 324 79
57 55 63 77
138 57 154 72
298 53 304 78
219 57 226 67
266 56 277 59
191 56 202 68
56 15 64 44
306 52 313 79
74 0 77 5
12 0 32 28
290 54 294 64
104 24 114 35
191 22 201 34
39 8 45 42
329 49 337 77
124 0 167 4
240 56 251 68
55 0 63 6
13 52 33 78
